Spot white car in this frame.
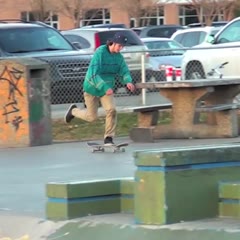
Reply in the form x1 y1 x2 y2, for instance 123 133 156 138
141 37 185 81
181 17 240 80
171 26 221 48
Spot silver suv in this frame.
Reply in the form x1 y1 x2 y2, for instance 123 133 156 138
62 28 152 94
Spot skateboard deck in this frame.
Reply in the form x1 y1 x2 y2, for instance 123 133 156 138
87 142 129 153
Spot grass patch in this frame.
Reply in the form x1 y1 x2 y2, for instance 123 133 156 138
52 112 137 142
52 111 171 142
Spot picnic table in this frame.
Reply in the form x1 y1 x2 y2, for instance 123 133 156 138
131 79 240 141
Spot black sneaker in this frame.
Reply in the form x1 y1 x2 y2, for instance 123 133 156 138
104 136 114 145
64 104 77 123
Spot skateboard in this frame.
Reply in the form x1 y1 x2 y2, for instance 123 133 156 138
87 142 129 153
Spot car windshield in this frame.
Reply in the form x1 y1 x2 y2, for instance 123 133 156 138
0 27 74 53
143 40 185 56
216 20 240 43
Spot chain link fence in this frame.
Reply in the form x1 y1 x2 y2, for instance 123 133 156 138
44 48 184 106
38 45 240 107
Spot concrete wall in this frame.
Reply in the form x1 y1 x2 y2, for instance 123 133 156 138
0 58 52 147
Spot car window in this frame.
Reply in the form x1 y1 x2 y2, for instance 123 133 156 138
211 28 221 36
180 32 202 47
64 34 91 49
216 20 240 43
198 31 208 43
98 30 143 46
173 33 184 43
0 27 73 53
147 28 178 38
144 40 184 56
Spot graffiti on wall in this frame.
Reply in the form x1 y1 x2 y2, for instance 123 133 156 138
0 66 25 131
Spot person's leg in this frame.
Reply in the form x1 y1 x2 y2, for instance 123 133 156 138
100 94 117 144
64 92 99 123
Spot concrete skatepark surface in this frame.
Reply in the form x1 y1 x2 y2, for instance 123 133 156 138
1 137 240 239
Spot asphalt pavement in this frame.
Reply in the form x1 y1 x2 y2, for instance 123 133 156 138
1 97 240 239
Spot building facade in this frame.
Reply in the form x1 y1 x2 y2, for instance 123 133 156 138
0 0 230 30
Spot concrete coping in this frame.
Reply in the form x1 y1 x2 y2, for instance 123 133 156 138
134 143 240 167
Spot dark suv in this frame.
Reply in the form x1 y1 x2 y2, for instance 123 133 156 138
0 20 91 104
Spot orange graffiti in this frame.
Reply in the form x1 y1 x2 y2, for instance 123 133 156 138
0 63 29 146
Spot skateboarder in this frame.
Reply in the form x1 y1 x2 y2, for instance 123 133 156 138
64 32 135 145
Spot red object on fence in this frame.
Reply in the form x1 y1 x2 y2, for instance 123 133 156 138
165 66 173 82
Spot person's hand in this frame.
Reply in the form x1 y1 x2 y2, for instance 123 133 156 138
126 83 135 92
106 88 114 95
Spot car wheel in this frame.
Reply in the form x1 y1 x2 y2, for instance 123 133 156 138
186 63 206 80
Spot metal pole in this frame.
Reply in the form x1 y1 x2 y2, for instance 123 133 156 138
141 53 146 105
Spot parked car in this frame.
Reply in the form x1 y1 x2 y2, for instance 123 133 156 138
80 23 127 29
132 25 185 38
0 20 91 104
171 26 222 48
181 17 240 80
141 37 185 81
62 27 152 94
187 21 228 28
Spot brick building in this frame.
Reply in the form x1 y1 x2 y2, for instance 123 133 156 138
0 0 229 30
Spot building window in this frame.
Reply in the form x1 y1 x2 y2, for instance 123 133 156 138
130 6 164 27
81 8 110 26
21 11 59 29
179 5 198 26
179 5 224 26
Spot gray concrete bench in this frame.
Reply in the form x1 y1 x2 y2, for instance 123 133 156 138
129 103 172 142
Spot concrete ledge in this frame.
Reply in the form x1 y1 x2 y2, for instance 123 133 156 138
46 178 134 220
120 179 134 213
134 144 240 166
219 181 240 199
219 181 240 218
134 144 240 225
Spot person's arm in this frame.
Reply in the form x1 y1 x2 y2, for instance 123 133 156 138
118 55 132 85
118 55 135 92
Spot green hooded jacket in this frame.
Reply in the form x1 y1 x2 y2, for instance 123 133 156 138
83 45 132 97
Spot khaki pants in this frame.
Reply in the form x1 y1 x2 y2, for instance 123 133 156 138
72 92 117 138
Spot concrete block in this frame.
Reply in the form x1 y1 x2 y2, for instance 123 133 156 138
219 181 240 199
46 178 135 220
120 178 134 213
134 145 240 225
47 198 120 220
0 58 52 147
219 201 240 218
46 179 120 198
134 145 240 167
120 178 134 195
130 127 154 142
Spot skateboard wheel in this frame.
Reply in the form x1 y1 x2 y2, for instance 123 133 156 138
121 148 125 152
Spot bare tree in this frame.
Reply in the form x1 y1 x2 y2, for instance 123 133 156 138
56 0 91 28
217 0 238 21
115 0 159 27
188 0 236 26
29 0 56 22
